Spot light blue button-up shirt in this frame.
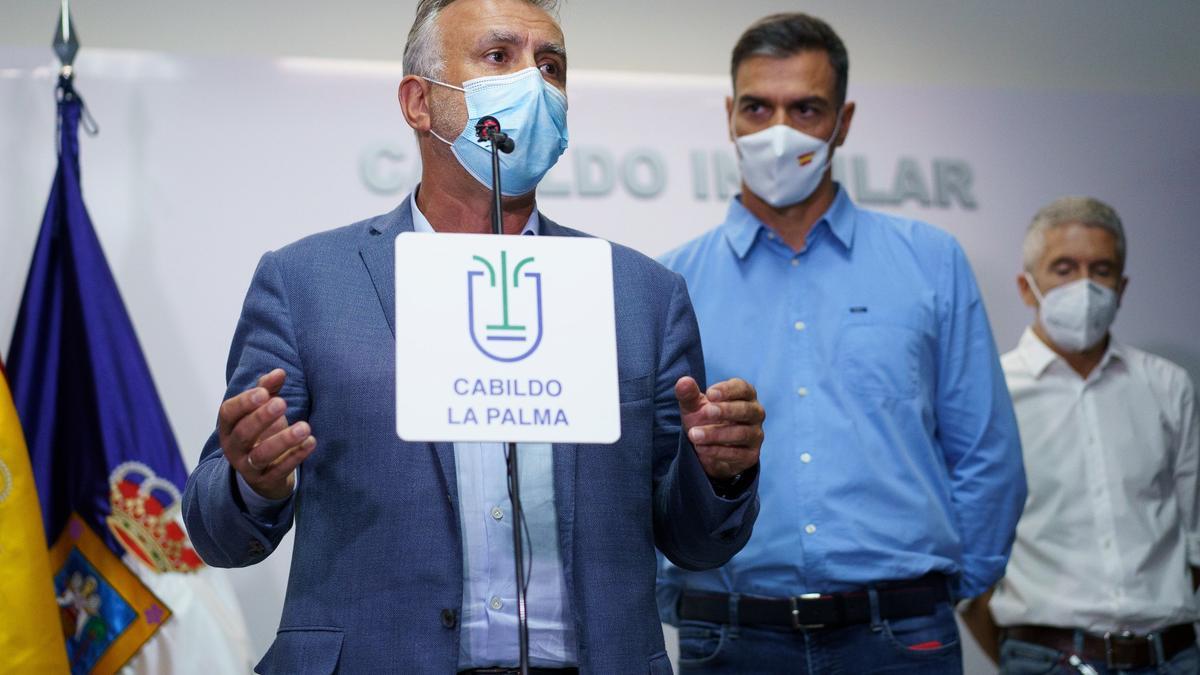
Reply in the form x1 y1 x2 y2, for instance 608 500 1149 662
237 199 576 668
656 187 1026 616
410 200 577 669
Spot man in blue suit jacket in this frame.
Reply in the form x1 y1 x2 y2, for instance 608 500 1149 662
182 1 763 673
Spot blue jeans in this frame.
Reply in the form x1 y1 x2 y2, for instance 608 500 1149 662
677 600 962 674
1000 638 1200 675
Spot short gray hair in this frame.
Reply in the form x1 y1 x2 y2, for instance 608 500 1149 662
1022 196 1127 271
403 0 561 79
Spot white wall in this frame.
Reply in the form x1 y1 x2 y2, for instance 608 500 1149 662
2 0 1199 95
2 3 1198 673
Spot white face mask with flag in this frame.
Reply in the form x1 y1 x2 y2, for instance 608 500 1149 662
734 111 842 208
1025 274 1120 352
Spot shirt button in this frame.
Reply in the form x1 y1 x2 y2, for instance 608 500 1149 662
440 608 457 628
794 321 806 331
790 258 800 267
490 596 503 610
805 524 817 535
767 231 776 239
800 452 812 463
797 387 809 397
491 507 504 520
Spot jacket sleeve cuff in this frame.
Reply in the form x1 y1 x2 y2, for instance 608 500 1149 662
183 455 295 567
707 463 760 500
234 470 295 525
679 435 758 535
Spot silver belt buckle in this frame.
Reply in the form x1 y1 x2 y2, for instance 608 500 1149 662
790 592 825 630
1103 630 1137 670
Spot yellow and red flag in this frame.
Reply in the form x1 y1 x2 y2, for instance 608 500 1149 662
0 357 70 672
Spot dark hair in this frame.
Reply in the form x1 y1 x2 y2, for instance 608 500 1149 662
731 13 849 105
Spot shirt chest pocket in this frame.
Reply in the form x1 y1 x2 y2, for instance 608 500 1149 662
834 313 931 399
1103 397 1172 498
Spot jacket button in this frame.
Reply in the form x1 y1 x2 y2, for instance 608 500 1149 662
441 608 457 629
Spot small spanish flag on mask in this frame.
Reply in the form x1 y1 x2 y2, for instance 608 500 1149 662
797 152 816 166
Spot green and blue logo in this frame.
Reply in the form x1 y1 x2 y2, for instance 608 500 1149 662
467 250 543 362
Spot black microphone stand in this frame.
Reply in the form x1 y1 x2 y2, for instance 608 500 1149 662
477 116 530 675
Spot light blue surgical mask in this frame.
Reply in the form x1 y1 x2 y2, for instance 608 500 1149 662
426 67 569 197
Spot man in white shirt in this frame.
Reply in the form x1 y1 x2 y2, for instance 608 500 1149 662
961 196 1200 674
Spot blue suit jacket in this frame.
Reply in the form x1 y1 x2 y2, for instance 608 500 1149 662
182 197 759 674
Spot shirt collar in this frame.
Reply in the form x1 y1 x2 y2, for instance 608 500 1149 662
1016 326 1127 379
822 185 856 249
1097 336 1128 372
720 184 856 259
1016 327 1060 378
409 193 541 236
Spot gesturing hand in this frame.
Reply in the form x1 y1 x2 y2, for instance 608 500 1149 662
675 376 764 480
218 368 316 500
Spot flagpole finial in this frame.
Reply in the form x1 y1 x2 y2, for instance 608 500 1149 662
53 0 79 79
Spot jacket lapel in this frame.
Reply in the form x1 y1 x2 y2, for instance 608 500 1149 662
553 443 577 596
538 214 584 239
359 197 416 338
432 441 458 516
543 215 583 585
360 197 463 510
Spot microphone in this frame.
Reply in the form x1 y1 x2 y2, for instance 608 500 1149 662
475 115 515 154
477 115 508 235
473 113 529 674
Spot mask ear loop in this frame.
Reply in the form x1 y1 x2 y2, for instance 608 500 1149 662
423 76 464 92
1023 272 1046 304
423 76 466 147
728 104 744 158
809 107 845 177
429 128 456 146
825 107 844 145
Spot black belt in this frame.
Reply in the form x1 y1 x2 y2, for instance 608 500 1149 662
458 662 576 667
679 573 951 630
1004 624 1197 670
459 669 578 675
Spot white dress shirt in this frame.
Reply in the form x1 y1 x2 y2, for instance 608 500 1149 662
990 328 1200 633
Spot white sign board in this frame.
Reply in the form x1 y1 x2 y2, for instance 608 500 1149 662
394 232 620 443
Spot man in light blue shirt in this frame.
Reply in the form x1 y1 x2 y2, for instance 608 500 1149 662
657 13 1026 674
